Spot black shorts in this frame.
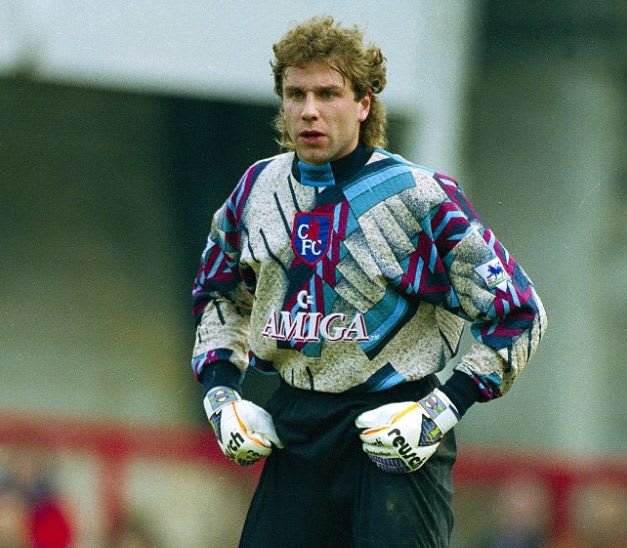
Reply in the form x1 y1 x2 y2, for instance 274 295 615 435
239 375 457 548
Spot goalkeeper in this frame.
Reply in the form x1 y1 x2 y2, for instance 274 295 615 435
191 16 547 548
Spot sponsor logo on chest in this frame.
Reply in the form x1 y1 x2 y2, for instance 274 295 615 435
261 290 369 343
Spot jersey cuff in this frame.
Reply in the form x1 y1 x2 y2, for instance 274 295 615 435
199 360 243 395
440 371 483 416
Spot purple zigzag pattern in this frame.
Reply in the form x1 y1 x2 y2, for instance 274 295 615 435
222 160 268 252
480 285 538 349
327 200 351 286
492 281 533 318
397 232 450 306
192 161 269 322
482 227 515 275
429 200 472 257
434 173 482 224
319 202 343 288
192 243 237 319
474 231 539 351
191 348 233 380
466 370 503 400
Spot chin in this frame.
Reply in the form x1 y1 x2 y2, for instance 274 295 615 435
298 150 329 166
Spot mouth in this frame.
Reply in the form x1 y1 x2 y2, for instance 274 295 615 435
299 130 325 144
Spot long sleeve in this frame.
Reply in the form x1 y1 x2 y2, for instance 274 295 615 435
422 173 547 400
190 169 258 382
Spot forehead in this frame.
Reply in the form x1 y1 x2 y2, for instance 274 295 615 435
283 60 347 88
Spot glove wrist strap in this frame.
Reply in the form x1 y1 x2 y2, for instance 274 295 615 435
203 386 241 418
419 388 460 434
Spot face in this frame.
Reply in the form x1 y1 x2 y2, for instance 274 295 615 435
282 60 371 165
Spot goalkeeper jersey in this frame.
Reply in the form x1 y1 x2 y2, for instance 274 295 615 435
191 145 546 399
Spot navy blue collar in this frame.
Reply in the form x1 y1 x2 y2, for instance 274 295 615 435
291 144 373 187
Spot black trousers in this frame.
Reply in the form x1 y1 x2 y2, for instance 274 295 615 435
239 376 457 548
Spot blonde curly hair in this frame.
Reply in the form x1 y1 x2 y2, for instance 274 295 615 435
271 16 388 150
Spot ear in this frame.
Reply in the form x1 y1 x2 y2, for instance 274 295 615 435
358 91 372 123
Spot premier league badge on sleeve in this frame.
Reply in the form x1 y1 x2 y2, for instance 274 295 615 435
474 256 510 291
291 212 333 266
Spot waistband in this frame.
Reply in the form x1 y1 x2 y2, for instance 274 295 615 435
265 375 440 463
273 374 439 404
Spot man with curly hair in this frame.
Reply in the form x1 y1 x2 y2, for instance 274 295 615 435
192 16 546 547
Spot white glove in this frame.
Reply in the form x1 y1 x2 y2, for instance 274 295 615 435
355 388 460 473
204 386 283 466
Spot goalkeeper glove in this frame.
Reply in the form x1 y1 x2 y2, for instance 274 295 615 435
204 386 283 466
355 388 460 473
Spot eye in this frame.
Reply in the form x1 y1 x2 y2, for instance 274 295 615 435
321 89 335 99
286 89 304 99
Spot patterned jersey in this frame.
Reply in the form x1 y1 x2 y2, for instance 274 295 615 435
191 147 546 398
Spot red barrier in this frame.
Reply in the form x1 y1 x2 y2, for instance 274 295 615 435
453 446 627 538
1 412 625 540
0 411 260 535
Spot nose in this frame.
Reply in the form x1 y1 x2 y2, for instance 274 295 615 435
301 93 319 120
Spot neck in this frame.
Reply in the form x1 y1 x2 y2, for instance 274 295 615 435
292 143 373 187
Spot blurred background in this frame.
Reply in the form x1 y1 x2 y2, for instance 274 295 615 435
0 1 625 546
